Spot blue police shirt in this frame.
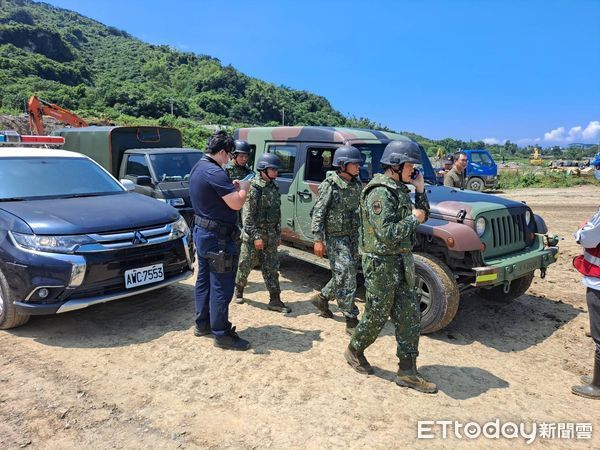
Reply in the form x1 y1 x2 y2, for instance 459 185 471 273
189 156 237 226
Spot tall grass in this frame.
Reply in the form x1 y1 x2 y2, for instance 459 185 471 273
497 170 600 189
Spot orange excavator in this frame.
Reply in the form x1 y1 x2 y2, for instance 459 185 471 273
27 95 88 135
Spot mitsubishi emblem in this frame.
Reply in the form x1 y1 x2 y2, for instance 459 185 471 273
132 230 148 245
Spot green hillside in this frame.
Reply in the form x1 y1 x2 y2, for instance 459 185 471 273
0 0 393 146
2 0 596 161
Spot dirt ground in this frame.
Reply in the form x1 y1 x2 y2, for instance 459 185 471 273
1 185 599 449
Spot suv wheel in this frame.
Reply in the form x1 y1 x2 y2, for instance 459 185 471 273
414 253 460 333
0 269 30 330
467 177 484 191
478 273 534 303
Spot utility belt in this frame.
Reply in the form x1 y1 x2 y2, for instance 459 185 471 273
194 215 240 240
257 222 280 229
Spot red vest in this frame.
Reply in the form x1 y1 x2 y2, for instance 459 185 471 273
573 245 600 277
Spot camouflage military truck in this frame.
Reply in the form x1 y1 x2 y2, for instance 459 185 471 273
234 127 560 333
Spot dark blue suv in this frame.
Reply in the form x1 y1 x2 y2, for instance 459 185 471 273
0 147 194 329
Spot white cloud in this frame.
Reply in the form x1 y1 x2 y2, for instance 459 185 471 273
567 126 582 141
544 127 565 141
582 121 600 140
483 137 499 145
537 121 599 144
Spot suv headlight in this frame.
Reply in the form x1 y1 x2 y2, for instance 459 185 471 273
475 217 486 236
10 231 94 254
158 197 185 207
525 210 532 225
171 216 190 238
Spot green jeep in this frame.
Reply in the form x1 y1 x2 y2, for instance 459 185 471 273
234 126 559 333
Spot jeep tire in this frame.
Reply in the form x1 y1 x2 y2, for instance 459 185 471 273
478 273 534 303
414 253 460 334
0 269 30 330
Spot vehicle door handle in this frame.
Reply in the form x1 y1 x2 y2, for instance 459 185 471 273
287 194 295 202
298 190 312 200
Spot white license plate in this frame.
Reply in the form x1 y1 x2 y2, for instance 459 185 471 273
124 264 164 289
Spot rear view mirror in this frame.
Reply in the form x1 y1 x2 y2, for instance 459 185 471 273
120 179 136 191
135 175 153 186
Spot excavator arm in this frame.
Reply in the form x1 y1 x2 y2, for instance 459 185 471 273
27 96 88 135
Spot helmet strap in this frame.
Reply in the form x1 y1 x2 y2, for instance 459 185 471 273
260 169 277 181
390 164 403 180
338 165 356 180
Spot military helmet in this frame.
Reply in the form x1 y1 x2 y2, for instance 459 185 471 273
256 153 281 171
233 139 251 155
332 145 363 168
380 140 421 166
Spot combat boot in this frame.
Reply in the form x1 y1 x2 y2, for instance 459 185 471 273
394 355 438 394
310 292 333 318
344 344 374 375
345 316 359 336
234 284 244 304
267 293 291 313
571 355 600 400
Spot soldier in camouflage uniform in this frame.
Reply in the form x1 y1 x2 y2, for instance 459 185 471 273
225 140 254 182
310 145 363 335
235 153 291 313
345 140 438 394
225 140 255 233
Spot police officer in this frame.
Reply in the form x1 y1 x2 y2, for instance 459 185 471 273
345 140 438 394
310 145 363 335
226 140 254 182
235 153 290 313
189 130 251 351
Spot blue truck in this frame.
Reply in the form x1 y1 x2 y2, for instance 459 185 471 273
436 149 498 191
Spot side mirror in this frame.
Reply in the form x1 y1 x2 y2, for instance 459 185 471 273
120 179 136 191
135 175 153 186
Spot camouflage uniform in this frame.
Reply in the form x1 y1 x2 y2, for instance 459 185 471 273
225 162 253 229
235 177 281 296
311 171 362 318
225 162 253 182
350 173 430 359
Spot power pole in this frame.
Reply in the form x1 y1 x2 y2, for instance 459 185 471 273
281 108 285 126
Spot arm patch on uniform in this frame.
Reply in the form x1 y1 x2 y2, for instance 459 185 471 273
372 201 382 215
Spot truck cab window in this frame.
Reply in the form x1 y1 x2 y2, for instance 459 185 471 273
266 145 296 179
126 154 151 177
305 148 334 182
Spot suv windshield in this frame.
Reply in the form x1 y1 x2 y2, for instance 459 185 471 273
149 152 203 182
0 157 124 200
351 143 437 184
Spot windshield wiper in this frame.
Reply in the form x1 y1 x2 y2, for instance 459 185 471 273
57 193 108 199
0 197 26 202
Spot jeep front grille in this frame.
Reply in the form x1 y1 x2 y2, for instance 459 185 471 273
483 211 528 259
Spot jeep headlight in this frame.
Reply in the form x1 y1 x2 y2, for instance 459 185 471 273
525 210 532 225
10 231 94 254
475 217 486 236
171 216 190 238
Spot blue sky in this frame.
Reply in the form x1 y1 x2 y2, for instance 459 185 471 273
46 0 600 146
